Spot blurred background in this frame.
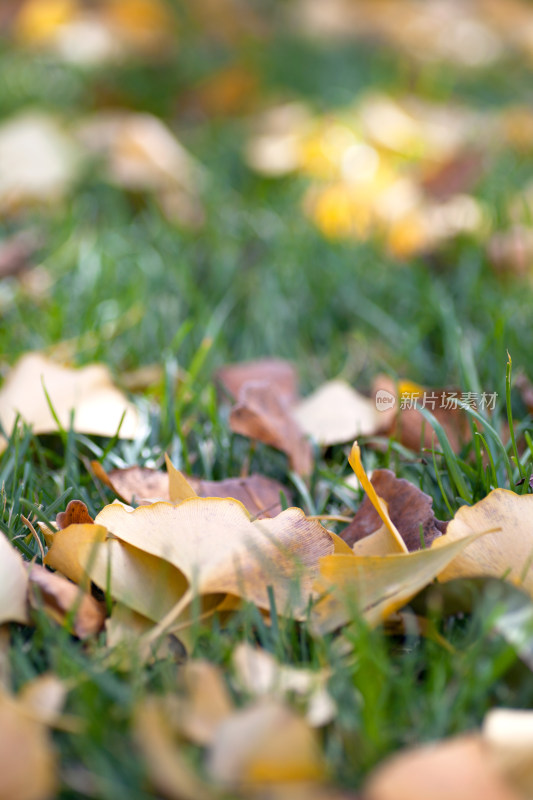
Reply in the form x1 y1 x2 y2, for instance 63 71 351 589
1 0 533 394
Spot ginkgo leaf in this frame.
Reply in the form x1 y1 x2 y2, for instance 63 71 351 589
292 379 381 446
91 498 334 632
164 454 197 504
0 688 58 800
207 700 327 787
28 564 105 639
0 532 29 625
133 698 216 800
364 734 522 800
342 468 447 551
171 660 234 745
232 643 336 727
312 530 487 634
44 523 108 587
348 442 408 554
483 709 533 797
436 489 533 595
0 352 141 452
0 112 79 213
93 459 291 518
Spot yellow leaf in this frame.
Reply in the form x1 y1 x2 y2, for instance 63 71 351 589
436 489 533 594
0 690 57 800
292 380 381 446
94 499 334 632
44 523 107 587
164 453 197 503
0 352 141 452
348 442 408 554
312 530 486 633
207 701 327 787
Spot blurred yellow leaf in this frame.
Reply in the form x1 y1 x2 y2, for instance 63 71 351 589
0 352 142 452
0 532 29 625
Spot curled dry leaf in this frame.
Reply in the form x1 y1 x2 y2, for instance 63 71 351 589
56 499 94 529
207 700 327 788
0 532 29 625
363 734 522 800
0 352 141 452
341 468 447 551
229 380 313 476
28 564 106 639
436 490 533 596
372 374 470 453
0 689 58 800
311 443 486 633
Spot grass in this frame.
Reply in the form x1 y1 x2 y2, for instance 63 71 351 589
2 4 533 797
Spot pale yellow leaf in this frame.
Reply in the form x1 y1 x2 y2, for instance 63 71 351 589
437 490 533 594
0 352 141 452
483 709 533 797
207 701 327 787
293 380 380 446
44 523 107 587
164 454 197 504
0 532 29 625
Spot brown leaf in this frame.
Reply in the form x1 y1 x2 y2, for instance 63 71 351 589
229 381 313 476
341 469 447 551
373 375 470 453
0 230 41 279
28 564 106 639
92 461 291 517
364 734 522 800
216 358 299 404
421 150 484 201
56 500 94 529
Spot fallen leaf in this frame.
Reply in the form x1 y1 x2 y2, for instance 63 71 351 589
92 461 292 517
0 689 58 800
76 112 205 227
436 489 533 595
207 700 327 787
312 530 486 634
372 374 470 453
216 358 299 404
483 709 533 797
364 734 522 800
165 454 198 504
341 469 447 551
0 112 79 213
229 381 313 476
172 660 234 745
0 230 41 279
0 532 29 625
232 642 336 727
292 379 381 446
56 499 94 529
0 352 141 452
421 149 484 201
28 564 105 638
18 673 68 727
183 63 259 119
90 499 334 630
133 697 215 800
44 523 108 587
488 227 533 277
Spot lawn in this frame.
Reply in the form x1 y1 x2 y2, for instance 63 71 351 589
1 2 533 798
